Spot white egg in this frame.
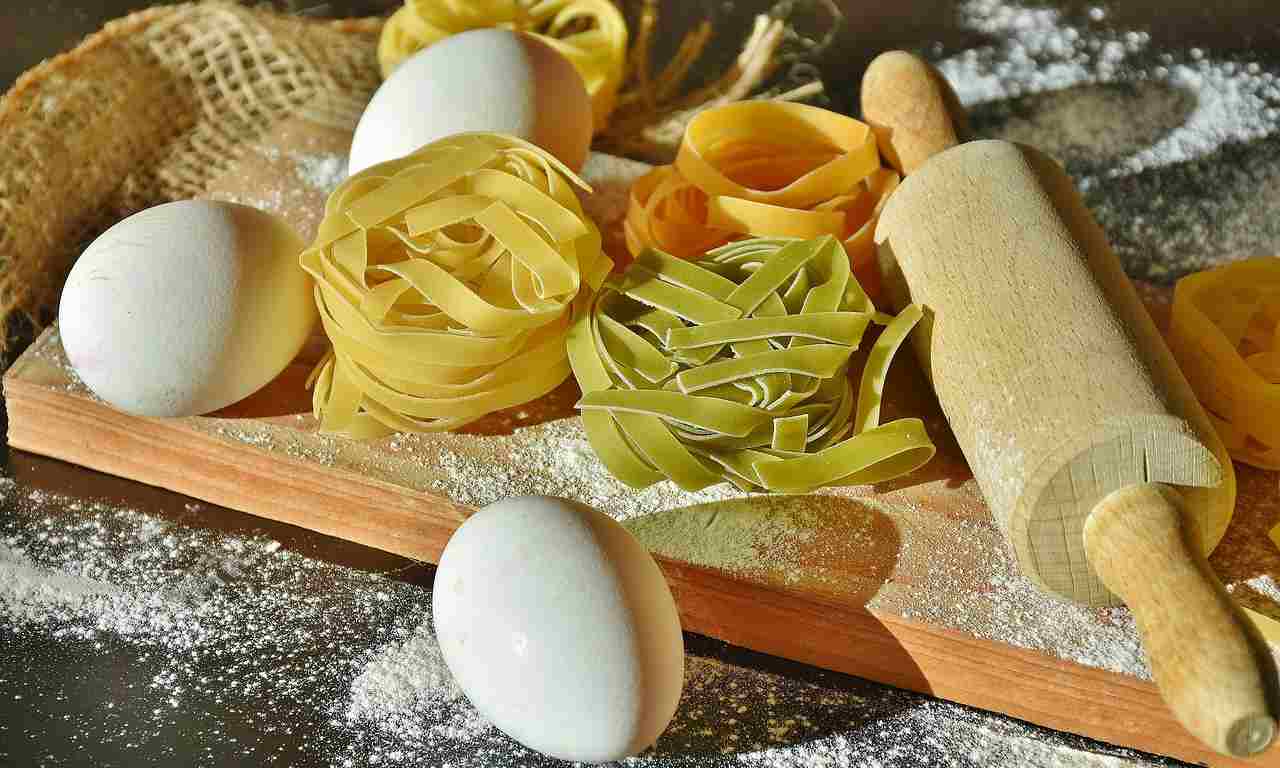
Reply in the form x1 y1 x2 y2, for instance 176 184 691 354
348 28 593 175
433 496 684 763
59 200 315 417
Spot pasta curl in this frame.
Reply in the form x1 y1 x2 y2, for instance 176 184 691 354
568 235 935 494
623 102 899 296
377 0 628 132
302 132 612 438
1169 256 1280 469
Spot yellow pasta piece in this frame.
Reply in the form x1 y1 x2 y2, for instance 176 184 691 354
303 132 611 437
676 103 880 209
567 235 935 493
1168 257 1280 469
1244 607 1280 647
623 102 898 299
377 0 628 131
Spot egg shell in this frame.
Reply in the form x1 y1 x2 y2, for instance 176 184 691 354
59 200 315 417
348 28 593 175
433 496 684 763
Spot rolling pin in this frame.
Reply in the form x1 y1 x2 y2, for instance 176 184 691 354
864 51 1278 758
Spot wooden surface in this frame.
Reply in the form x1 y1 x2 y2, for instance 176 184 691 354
5 3 1280 766
6 320 1279 767
6 113 1278 766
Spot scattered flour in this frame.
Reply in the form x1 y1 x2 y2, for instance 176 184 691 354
940 0 1280 179
1245 574 1280 604
346 619 468 736
0 543 123 623
938 0 1280 282
12 0 1280 765
291 151 347 194
0 477 1175 767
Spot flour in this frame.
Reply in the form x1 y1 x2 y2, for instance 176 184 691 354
347 635 495 755
0 475 1175 767
0 543 123 624
291 151 348 194
1244 574 1280 604
0 484 447 765
11 0 1279 764
623 496 823 580
644 655 1165 768
961 727 1145 768
939 0 1280 282
353 418 746 521
346 619 467 734
940 0 1280 178
981 566 1147 678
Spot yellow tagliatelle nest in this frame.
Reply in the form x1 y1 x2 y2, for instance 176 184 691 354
1168 256 1280 469
378 0 628 131
301 133 612 438
623 102 900 298
567 235 935 494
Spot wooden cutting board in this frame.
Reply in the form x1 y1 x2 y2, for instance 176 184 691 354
6 119 1279 768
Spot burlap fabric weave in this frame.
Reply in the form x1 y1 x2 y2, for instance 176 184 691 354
0 3 382 353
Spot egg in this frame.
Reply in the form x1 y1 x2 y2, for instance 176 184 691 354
433 496 684 763
59 200 315 417
348 28 593 175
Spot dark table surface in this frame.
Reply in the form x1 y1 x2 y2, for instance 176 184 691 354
3 1 1280 766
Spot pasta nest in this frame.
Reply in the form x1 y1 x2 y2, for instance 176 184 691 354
377 0 628 132
568 235 935 494
624 102 900 298
301 132 613 438
1169 256 1280 469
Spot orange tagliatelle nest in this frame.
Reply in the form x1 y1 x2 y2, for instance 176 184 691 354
1169 256 1280 469
623 101 899 297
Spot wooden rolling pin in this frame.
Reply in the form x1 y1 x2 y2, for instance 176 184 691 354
864 51 1278 758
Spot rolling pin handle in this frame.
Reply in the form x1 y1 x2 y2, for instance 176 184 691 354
863 53 1279 757
860 50 966 175
1084 483 1278 757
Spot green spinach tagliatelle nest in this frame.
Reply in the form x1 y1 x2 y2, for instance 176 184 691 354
567 235 935 494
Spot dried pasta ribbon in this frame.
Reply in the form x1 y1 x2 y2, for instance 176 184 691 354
567 235 934 493
623 101 898 297
1244 607 1280 647
1168 256 1280 469
377 0 628 131
302 132 612 438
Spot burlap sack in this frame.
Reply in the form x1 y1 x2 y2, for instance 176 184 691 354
0 3 382 355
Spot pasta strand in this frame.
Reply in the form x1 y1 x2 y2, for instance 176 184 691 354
568 235 934 493
304 133 612 437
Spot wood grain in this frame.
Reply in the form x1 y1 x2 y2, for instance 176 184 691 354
874 138 1270 758
5 331 1278 767
860 50 967 174
875 139 1234 606
1087 483 1277 756
7 106 1277 767
864 56 1276 758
